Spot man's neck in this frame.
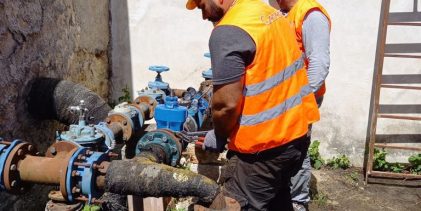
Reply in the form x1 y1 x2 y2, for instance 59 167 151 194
281 0 298 12
222 0 237 13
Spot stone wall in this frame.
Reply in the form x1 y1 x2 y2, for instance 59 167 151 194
0 0 110 209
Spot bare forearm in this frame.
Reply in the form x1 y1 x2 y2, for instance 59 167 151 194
211 78 244 139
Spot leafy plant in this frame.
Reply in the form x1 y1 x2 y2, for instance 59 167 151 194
346 171 359 183
373 148 389 171
311 191 328 207
408 154 421 175
118 85 132 103
373 148 404 173
326 154 351 169
83 204 101 211
309 140 324 170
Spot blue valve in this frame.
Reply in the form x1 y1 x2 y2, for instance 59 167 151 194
148 65 170 92
149 65 169 73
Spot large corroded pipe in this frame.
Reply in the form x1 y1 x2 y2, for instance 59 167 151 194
18 155 68 185
26 78 111 124
104 154 220 203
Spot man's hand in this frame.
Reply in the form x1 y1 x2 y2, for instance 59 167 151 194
202 130 227 153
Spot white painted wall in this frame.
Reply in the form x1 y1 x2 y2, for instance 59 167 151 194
111 0 421 166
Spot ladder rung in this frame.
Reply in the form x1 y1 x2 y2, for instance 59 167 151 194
385 43 421 54
378 114 421 121
382 74 421 84
384 54 421 59
388 22 421 26
388 12 421 23
374 143 421 151
381 84 421 90
369 171 421 180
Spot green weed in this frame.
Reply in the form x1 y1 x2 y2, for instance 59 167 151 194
326 154 351 169
309 140 324 170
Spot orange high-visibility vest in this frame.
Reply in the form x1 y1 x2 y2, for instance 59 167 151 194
286 0 331 98
215 0 320 153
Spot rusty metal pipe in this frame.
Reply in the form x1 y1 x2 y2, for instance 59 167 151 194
106 122 124 141
18 155 68 185
104 154 220 203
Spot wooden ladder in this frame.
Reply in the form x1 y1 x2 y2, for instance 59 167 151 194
366 0 421 181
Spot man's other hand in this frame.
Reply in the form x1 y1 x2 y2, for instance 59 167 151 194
202 130 227 153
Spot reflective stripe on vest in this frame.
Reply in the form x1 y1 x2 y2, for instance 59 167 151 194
241 84 312 126
245 55 305 97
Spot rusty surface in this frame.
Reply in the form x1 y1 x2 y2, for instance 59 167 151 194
156 129 183 158
107 113 133 142
134 95 157 120
48 190 67 202
194 194 241 211
18 144 76 187
172 89 187 98
106 122 124 144
4 142 37 193
45 141 79 158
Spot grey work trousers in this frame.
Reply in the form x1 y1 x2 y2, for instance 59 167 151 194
290 96 324 204
221 135 310 211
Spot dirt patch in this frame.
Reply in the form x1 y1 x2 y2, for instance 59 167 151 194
309 168 421 211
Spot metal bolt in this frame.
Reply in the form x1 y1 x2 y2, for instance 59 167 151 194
108 152 119 158
122 120 127 126
72 170 80 177
10 164 17 171
93 163 104 170
77 155 87 160
72 187 81 193
10 180 16 187
146 135 153 141
17 149 23 156
50 147 57 155
162 136 168 143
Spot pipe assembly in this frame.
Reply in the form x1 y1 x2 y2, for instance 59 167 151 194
0 138 219 204
1 61 218 207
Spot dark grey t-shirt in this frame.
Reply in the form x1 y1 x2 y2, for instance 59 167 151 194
209 25 256 85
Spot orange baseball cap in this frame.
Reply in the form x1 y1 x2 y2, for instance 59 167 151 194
186 0 197 10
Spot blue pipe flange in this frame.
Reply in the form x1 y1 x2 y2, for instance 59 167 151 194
108 102 144 141
94 122 116 151
66 147 110 203
136 129 182 167
0 139 22 191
